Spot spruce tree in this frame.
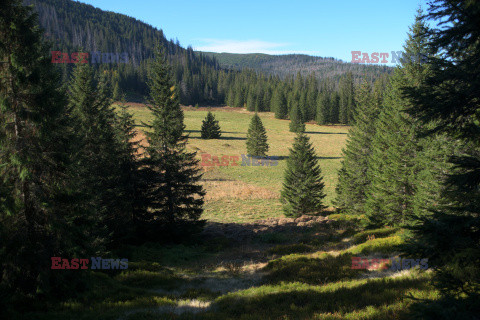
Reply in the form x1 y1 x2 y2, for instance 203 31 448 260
402 1 480 311
246 87 256 111
281 132 326 217
201 111 221 139
272 87 288 119
113 101 140 242
246 113 269 157
289 102 305 133
334 81 378 215
67 63 129 247
305 73 318 121
411 132 458 223
364 76 419 227
364 12 430 227
0 0 87 297
316 93 330 125
113 81 121 101
137 47 205 239
254 84 265 112
329 91 340 124
338 72 355 125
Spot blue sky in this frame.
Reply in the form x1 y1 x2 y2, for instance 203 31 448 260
79 0 430 62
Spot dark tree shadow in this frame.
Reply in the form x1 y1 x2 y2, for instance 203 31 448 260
305 131 348 135
189 136 246 141
272 155 342 161
185 130 242 134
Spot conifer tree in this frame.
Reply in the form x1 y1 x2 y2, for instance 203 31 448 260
272 87 288 119
246 87 256 111
298 90 307 121
364 77 419 227
365 11 430 227
338 72 355 125
113 81 121 101
402 1 480 311
329 91 340 124
305 73 318 121
281 132 326 217
137 47 204 239
201 111 222 139
255 84 265 112
114 101 140 241
0 0 86 296
246 113 269 157
289 102 305 133
334 81 378 215
67 63 129 247
233 83 244 108
316 93 329 125
411 133 458 222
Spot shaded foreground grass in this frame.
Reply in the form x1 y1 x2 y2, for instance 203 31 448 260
12 106 438 319
15 213 439 320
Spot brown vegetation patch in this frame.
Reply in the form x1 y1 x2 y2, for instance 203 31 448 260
202 180 278 200
133 129 148 157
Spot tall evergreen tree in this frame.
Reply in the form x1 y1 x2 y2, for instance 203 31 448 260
67 63 128 247
246 87 256 111
272 87 288 119
338 72 355 125
281 132 326 217
402 1 480 313
112 81 121 101
411 132 458 223
137 47 205 239
0 0 87 297
334 81 378 215
316 93 330 125
305 73 318 121
246 113 269 157
113 101 140 243
289 102 305 133
201 111 222 139
365 12 429 227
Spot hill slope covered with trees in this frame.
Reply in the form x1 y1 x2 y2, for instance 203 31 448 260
25 0 390 124
201 52 391 83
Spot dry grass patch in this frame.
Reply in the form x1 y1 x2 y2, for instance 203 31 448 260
202 180 278 200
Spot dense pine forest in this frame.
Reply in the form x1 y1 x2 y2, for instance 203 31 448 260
203 52 391 82
24 0 390 125
1 0 479 319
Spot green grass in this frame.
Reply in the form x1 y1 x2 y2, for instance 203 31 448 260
209 272 438 319
346 236 404 255
18 216 438 320
122 104 349 222
267 243 315 255
15 105 439 320
351 227 400 244
264 253 362 285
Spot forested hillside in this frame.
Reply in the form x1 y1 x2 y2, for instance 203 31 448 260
25 0 390 125
25 0 225 104
202 52 391 83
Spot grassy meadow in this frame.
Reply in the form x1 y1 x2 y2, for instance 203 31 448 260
19 104 438 320
126 103 348 223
